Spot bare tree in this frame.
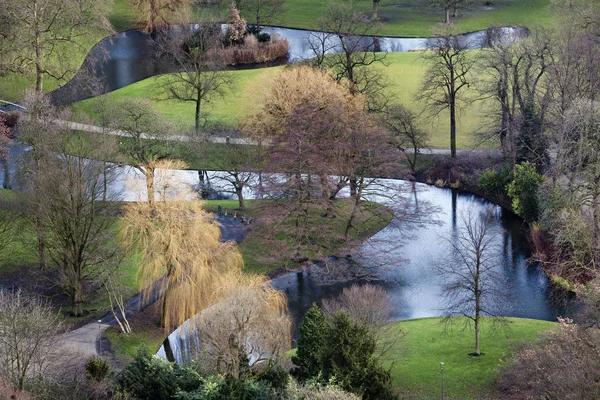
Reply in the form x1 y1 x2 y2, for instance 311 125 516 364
104 273 132 334
23 134 120 316
322 284 399 359
476 27 553 167
111 98 173 205
132 0 191 33
429 0 474 24
156 25 235 136
0 289 65 391
0 0 111 93
382 104 430 174
499 317 600 400
438 209 506 356
309 2 389 111
419 29 474 158
194 285 291 378
237 0 285 28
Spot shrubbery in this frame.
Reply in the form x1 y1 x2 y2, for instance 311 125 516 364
506 161 545 222
292 304 396 400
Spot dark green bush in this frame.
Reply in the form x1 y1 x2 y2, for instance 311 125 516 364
506 162 545 222
117 346 200 400
85 356 112 382
291 303 326 382
478 166 512 197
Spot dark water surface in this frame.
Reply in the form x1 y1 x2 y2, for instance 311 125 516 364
47 25 526 105
158 180 572 363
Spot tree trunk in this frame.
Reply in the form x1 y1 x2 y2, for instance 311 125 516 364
34 217 47 270
349 177 357 197
474 254 481 356
236 186 245 210
73 281 84 317
34 33 44 93
450 96 457 158
144 166 156 204
372 0 379 20
344 180 363 237
195 95 202 135
445 7 451 24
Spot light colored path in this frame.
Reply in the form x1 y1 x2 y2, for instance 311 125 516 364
59 119 499 156
56 119 257 145
60 321 111 358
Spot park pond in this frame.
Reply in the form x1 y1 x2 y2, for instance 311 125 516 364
47 25 526 105
122 168 574 364
0 144 573 362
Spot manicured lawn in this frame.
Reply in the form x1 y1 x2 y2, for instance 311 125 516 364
384 317 557 399
72 52 492 149
253 0 554 37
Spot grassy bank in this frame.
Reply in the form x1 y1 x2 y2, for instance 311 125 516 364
385 317 557 399
238 199 394 275
73 52 492 149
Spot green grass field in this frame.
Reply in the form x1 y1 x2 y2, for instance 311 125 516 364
257 0 554 37
72 52 492 149
112 0 555 38
385 317 557 399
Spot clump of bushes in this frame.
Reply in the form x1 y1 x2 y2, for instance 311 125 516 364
219 3 289 65
218 34 289 65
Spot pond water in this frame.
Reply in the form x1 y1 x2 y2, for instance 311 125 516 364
47 25 526 106
152 174 572 364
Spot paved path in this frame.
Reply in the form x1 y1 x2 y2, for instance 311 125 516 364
60 321 111 358
59 215 249 357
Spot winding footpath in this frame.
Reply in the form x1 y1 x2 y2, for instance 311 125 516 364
59 215 249 357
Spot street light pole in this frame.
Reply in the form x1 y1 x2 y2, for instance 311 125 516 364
440 362 445 400
98 320 102 356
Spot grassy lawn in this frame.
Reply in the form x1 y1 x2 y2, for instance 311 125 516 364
253 0 554 37
72 52 493 149
238 199 394 276
385 317 557 399
113 0 554 37
103 302 166 364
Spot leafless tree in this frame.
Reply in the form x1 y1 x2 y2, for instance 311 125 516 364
438 209 506 356
308 2 389 112
476 27 553 166
156 25 235 136
104 273 132 334
0 0 111 93
237 0 285 28
194 285 291 378
132 0 191 33
419 29 474 158
382 104 430 174
19 106 121 316
110 98 173 205
322 284 400 359
429 0 475 23
0 289 65 391
498 317 600 400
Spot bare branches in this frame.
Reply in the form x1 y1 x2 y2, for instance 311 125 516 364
419 29 474 157
0 0 112 92
438 209 507 356
0 289 65 391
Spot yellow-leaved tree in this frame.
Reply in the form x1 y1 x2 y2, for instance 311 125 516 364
121 159 267 331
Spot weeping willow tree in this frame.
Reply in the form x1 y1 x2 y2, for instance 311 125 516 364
121 160 251 330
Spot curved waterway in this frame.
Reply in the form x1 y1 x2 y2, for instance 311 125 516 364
148 173 571 364
47 25 526 105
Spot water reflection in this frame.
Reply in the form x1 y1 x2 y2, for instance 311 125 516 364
158 180 574 362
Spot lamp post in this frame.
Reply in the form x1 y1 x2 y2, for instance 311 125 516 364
98 320 102 356
440 362 445 400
